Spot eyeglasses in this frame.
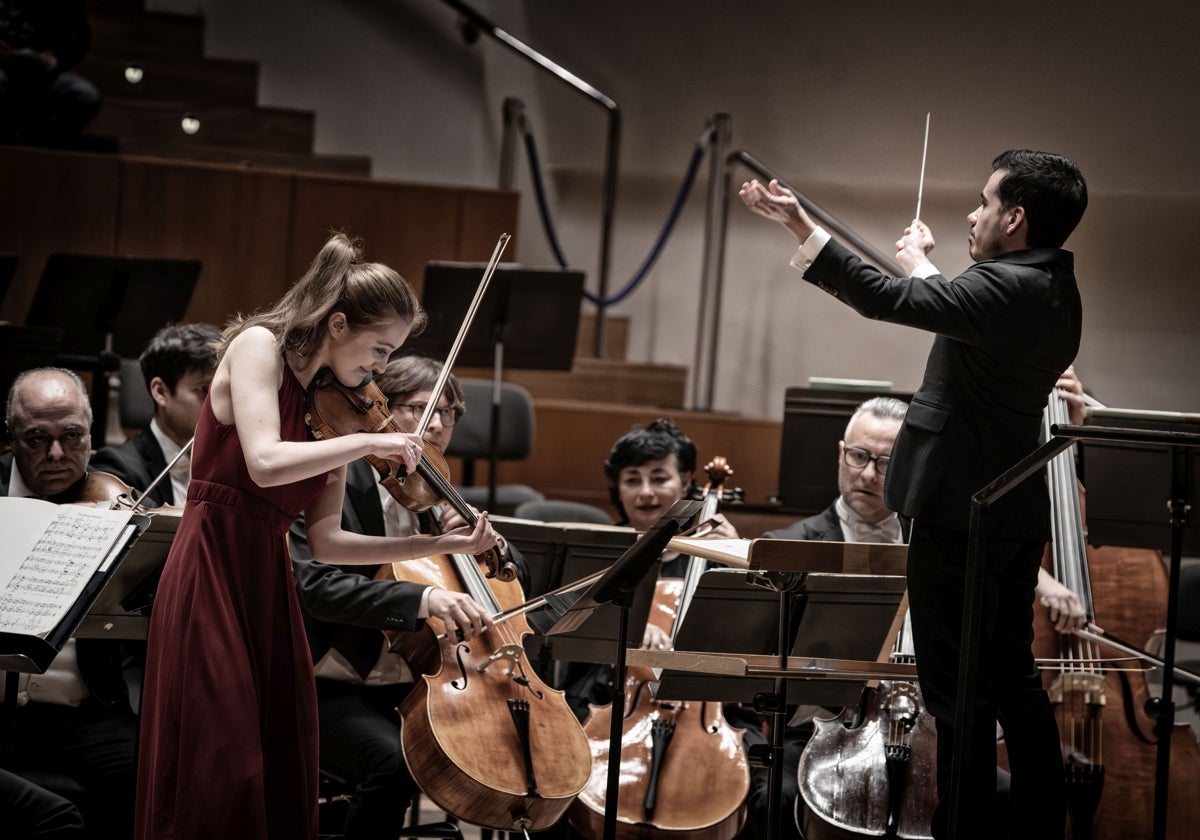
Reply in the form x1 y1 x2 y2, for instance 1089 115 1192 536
393 403 462 427
843 446 890 474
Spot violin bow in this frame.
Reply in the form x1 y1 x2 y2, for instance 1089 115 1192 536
413 232 511 440
130 435 195 509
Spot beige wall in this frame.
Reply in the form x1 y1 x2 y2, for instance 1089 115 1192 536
150 0 1200 414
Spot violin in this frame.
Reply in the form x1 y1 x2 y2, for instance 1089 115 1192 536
568 457 751 840
79 468 184 516
304 370 515 582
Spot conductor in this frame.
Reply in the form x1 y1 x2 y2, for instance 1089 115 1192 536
740 149 1088 840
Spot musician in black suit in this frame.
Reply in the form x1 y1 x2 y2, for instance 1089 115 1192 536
90 322 219 507
1 367 139 839
290 355 523 840
741 149 1088 839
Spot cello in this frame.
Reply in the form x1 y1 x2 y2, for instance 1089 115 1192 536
796 609 937 840
568 457 750 840
303 234 592 834
1026 390 1200 839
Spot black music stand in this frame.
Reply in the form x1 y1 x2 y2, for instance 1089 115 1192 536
0 505 153 769
406 262 585 510
955 412 1200 840
540 500 702 840
0 253 16 307
499 521 656 667
0 324 63 442
643 539 908 840
23 254 201 442
1078 408 1200 839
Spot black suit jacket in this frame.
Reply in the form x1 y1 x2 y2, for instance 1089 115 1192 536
762 502 912 543
0 453 137 713
806 239 1081 539
89 427 174 507
762 503 844 542
289 458 528 680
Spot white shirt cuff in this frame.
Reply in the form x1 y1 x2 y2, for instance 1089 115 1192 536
911 262 940 279
788 226 831 273
417 585 433 619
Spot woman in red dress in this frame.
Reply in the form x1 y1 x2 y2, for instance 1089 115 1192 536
135 233 499 840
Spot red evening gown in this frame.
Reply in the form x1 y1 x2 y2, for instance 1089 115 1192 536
135 364 327 839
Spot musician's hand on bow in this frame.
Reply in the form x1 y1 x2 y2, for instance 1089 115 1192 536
699 514 740 540
1036 569 1087 632
370 432 426 474
428 588 493 641
895 219 937 277
642 623 673 652
1055 365 1086 427
739 179 817 244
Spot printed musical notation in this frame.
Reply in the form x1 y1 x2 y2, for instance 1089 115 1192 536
0 500 135 638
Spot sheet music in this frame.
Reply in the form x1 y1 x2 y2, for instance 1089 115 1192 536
0 499 135 637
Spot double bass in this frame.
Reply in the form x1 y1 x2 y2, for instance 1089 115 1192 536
568 457 750 840
1027 390 1200 839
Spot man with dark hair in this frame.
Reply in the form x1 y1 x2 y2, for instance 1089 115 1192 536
90 322 220 507
1 367 138 839
741 149 1087 839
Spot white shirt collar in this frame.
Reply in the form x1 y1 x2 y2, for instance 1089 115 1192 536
7 462 36 498
150 419 190 504
835 495 903 544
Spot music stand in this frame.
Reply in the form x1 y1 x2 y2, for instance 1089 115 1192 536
75 511 179 640
638 539 908 840
541 500 702 840
406 262 585 510
23 254 202 442
1 507 151 768
1078 407 1200 839
0 254 16 308
501 522 658 666
0 324 63 443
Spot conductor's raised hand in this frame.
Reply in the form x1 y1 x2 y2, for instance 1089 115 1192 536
738 179 816 244
427 588 493 641
895 219 937 277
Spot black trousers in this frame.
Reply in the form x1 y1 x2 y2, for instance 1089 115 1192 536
906 523 1064 840
317 679 419 840
12 699 137 840
0 767 84 839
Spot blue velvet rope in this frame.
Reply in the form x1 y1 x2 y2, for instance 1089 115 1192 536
521 124 714 306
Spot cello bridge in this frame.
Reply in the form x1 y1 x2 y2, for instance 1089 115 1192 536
477 643 524 676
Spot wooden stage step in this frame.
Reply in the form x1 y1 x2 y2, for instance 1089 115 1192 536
457 357 688 410
88 11 206 62
89 99 315 154
77 53 260 108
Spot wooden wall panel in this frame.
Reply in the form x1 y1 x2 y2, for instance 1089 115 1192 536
0 148 119 322
457 188 521 262
289 176 461 294
116 157 294 328
462 398 784 516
